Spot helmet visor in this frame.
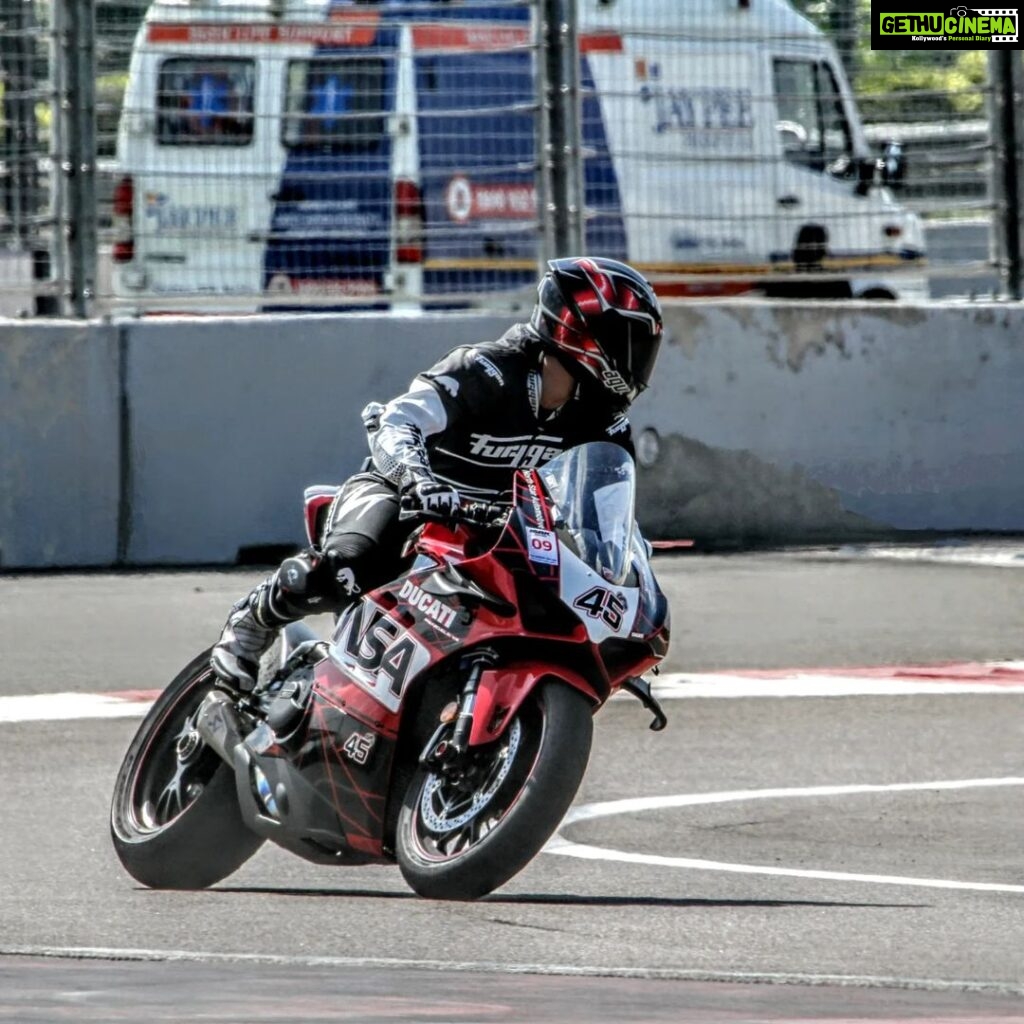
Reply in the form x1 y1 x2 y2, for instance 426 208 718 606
590 310 663 396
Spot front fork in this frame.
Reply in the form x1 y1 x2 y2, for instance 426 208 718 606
419 649 500 769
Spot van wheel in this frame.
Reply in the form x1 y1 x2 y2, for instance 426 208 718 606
792 224 828 267
859 288 896 301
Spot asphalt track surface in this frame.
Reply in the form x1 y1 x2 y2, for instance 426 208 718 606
1 548 1023 1022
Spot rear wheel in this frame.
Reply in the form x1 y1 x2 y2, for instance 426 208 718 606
110 648 265 889
396 681 593 900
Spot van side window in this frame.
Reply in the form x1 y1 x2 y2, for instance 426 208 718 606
283 59 386 152
156 58 255 146
772 59 852 174
816 63 852 165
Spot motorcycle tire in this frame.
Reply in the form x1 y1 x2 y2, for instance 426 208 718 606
110 647 265 889
396 679 593 900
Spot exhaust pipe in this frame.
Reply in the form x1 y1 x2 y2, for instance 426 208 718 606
194 690 246 765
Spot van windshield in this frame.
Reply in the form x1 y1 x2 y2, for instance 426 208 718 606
773 59 852 175
283 58 387 152
156 58 255 146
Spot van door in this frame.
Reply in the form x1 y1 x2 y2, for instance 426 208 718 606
414 16 538 301
134 52 272 302
770 54 904 287
582 38 776 293
263 31 397 309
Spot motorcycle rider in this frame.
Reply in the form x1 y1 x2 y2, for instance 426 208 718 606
211 256 664 692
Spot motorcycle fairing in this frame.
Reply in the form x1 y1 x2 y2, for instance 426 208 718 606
327 597 433 716
467 661 601 747
236 695 392 864
556 543 641 646
246 445 669 865
303 485 338 546
501 468 563 588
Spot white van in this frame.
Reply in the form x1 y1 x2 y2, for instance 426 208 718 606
112 0 926 310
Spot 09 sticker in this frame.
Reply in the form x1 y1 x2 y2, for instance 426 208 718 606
526 528 559 566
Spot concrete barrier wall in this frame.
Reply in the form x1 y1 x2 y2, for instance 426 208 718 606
635 304 1024 542
2 303 1022 568
124 314 512 564
0 321 121 567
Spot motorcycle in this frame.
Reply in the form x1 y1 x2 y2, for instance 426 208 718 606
110 441 670 900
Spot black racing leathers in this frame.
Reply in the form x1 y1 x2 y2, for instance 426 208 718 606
366 323 634 503
211 324 638 688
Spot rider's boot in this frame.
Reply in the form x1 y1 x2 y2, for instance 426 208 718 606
211 548 359 693
210 573 299 693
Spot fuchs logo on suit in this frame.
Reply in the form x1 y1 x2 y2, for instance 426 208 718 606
469 433 563 468
472 352 505 385
606 414 630 437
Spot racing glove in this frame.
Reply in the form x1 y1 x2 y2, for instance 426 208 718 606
404 475 462 518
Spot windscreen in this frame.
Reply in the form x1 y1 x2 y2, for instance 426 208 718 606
156 58 255 146
537 442 637 586
282 58 387 152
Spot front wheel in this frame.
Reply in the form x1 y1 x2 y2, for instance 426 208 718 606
396 680 593 900
110 648 265 889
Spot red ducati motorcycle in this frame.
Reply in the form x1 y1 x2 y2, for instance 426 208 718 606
111 441 670 900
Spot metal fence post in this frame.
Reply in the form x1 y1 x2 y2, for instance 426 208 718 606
990 49 1023 301
540 0 583 261
59 0 97 317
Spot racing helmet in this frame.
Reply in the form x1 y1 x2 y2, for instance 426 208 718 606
530 256 663 412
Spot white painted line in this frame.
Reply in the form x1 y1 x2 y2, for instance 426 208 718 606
818 544 1024 570
2 945 1021 996
546 778 1024 895
560 777 1024 825
4 661 1024 724
546 839 1024 894
0 692 155 724
648 672 1024 699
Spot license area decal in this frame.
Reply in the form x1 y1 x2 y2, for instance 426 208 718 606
328 599 431 713
526 528 559 566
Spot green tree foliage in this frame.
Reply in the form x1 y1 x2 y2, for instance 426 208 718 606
790 0 987 121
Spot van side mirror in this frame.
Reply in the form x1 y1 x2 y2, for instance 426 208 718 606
856 155 879 195
881 140 905 190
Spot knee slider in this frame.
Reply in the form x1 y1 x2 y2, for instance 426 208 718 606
278 549 321 596
272 549 335 616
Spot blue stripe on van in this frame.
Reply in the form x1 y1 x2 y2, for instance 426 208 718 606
416 47 536 297
377 1 530 24
262 27 399 310
265 3 541 307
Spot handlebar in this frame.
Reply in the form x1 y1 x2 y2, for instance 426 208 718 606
398 495 509 528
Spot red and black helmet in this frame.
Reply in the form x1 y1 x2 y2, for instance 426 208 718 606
530 256 663 412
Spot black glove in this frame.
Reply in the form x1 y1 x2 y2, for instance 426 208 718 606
405 477 461 518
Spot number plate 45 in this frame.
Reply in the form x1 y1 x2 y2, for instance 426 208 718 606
573 585 629 630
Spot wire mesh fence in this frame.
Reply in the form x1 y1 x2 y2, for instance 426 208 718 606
0 0 59 314
0 0 1019 317
104 0 543 313
796 0 993 216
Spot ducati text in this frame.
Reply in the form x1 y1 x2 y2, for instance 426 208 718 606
398 579 458 629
